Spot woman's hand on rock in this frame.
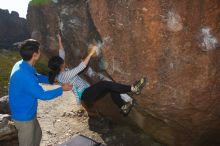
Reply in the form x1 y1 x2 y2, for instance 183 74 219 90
88 45 97 57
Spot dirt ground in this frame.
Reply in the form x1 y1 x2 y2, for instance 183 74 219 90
1 84 163 146
37 84 105 146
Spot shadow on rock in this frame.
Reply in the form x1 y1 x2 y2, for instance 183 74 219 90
88 115 164 146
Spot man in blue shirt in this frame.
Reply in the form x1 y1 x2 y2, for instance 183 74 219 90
9 39 72 146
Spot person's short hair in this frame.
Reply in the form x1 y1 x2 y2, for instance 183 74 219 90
19 39 40 61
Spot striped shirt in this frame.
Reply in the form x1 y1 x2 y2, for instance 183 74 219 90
57 49 90 100
57 49 133 103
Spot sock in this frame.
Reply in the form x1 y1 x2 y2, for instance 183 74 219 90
131 86 136 93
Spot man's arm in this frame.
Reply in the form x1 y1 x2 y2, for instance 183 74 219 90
26 79 63 101
35 73 50 84
25 76 72 101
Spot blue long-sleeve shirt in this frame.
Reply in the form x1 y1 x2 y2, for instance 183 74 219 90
9 60 63 121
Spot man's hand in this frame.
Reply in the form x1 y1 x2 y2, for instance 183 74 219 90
62 83 72 91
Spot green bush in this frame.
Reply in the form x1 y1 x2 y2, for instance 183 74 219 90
30 0 51 6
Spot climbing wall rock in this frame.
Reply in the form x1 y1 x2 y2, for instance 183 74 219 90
0 9 30 48
27 0 101 66
27 0 220 145
0 114 17 141
89 1 220 145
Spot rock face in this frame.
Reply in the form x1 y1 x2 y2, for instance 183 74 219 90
0 114 17 141
27 0 100 61
0 9 30 49
0 96 10 114
27 0 220 146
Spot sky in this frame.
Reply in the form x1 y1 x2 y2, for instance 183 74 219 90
0 0 31 18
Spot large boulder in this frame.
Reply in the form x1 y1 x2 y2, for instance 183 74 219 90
0 9 30 49
0 114 17 141
27 0 220 146
27 0 100 61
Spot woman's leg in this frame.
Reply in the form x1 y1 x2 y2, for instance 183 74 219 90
110 92 124 108
81 81 131 106
97 81 131 93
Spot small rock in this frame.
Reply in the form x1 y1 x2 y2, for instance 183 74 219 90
0 114 17 140
0 96 10 114
46 130 53 135
62 112 66 117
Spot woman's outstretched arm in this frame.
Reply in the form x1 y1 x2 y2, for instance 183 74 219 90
61 46 97 79
57 34 65 60
82 45 97 66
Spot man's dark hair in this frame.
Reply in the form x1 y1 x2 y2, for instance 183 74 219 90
19 39 40 61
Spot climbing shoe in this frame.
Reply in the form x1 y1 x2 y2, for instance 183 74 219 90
131 77 147 95
120 101 134 116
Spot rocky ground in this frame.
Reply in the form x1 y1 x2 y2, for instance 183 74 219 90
0 84 162 146
38 85 161 146
0 50 163 146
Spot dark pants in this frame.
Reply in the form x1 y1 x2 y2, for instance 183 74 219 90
81 81 131 108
